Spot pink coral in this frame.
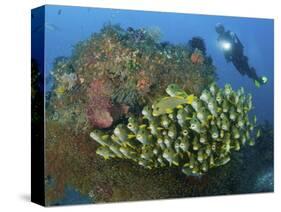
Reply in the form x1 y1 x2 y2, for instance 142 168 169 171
86 77 129 129
87 96 114 128
191 52 204 64
88 77 113 98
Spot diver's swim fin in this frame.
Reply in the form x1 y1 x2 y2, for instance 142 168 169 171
254 76 268 88
254 80 260 88
261 76 268 84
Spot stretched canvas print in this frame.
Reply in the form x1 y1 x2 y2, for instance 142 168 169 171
31 5 274 206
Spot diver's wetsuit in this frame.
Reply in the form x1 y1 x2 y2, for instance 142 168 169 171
217 29 262 84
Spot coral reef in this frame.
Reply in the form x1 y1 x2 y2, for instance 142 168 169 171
45 24 217 204
47 24 216 130
188 36 207 56
44 24 272 205
91 83 259 176
188 36 214 66
71 24 216 106
45 112 272 205
191 48 204 64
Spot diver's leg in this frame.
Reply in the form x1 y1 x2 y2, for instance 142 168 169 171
233 57 247 75
248 67 260 81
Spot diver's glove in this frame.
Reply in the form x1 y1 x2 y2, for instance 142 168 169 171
254 76 268 88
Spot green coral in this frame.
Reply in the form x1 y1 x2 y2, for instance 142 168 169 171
90 83 259 176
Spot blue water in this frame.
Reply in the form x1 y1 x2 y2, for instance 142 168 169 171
52 186 93 206
34 5 273 123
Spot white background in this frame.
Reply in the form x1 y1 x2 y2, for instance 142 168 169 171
0 0 280 211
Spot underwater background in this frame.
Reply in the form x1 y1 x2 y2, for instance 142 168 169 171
31 5 274 206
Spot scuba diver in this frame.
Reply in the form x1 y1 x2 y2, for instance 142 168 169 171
215 23 268 88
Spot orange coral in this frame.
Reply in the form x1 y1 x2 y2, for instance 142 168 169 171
136 71 151 94
191 52 204 64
